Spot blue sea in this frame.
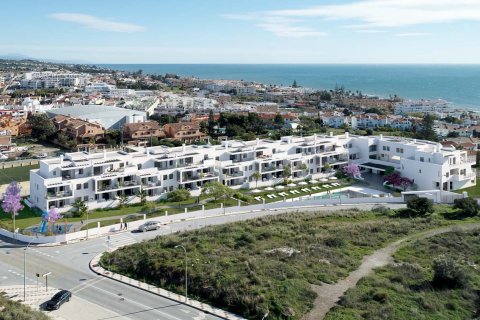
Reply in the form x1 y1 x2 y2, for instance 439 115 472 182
100 64 480 110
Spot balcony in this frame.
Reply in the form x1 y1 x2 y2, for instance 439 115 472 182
182 172 218 182
47 190 73 199
451 173 476 182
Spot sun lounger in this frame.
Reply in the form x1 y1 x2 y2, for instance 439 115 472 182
254 196 263 202
279 192 288 197
269 194 277 198
311 186 320 190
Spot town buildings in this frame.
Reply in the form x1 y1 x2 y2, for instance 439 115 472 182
29 133 476 212
163 121 207 143
52 115 105 145
123 121 165 146
21 71 90 89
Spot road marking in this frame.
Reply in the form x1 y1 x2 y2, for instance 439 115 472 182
88 284 185 320
70 277 106 294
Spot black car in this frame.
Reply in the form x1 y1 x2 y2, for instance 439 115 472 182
46 290 72 310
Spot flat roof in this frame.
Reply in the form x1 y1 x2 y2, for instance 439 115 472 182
359 162 393 171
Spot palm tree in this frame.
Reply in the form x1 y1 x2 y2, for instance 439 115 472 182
251 171 261 188
299 163 308 178
283 165 292 184
137 187 147 206
71 198 87 218
118 193 128 208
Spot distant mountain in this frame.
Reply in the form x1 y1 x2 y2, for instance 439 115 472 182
0 53 90 64
0 53 33 60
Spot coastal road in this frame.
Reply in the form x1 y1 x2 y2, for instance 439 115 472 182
0 203 406 319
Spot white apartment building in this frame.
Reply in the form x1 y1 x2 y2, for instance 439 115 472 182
29 133 476 212
21 71 89 89
84 82 116 93
394 99 452 115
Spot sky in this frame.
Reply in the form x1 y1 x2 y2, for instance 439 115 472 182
1 0 480 64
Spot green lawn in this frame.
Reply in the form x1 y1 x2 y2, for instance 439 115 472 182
0 165 39 184
101 209 454 320
455 180 480 198
326 228 480 320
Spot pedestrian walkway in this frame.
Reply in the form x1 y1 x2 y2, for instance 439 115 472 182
105 232 138 249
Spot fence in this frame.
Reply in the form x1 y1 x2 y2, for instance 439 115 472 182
0 159 39 169
0 195 404 244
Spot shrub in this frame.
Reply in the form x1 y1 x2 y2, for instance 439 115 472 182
432 255 468 289
453 197 479 216
371 205 390 215
407 197 434 216
167 189 191 202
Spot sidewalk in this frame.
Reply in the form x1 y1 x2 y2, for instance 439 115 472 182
0 285 65 320
89 254 245 320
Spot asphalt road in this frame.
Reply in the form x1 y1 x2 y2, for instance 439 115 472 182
0 203 406 320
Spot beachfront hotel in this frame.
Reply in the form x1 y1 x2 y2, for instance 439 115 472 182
28 133 476 212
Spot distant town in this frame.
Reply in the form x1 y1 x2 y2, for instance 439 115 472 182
1 58 478 163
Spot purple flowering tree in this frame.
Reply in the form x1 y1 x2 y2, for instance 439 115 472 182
343 163 362 179
384 172 413 191
1 181 24 233
46 208 62 232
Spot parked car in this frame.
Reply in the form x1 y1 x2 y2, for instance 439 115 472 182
137 221 161 232
46 290 72 310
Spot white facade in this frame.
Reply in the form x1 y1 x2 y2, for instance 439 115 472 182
29 133 476 212
21 71 89 89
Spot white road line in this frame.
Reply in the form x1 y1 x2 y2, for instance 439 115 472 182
88 284 185 320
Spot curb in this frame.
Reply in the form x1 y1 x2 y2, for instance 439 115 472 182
89 254 245 320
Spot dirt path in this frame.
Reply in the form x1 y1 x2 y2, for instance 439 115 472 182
303 222 480 320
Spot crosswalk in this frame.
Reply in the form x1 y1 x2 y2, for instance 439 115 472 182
106 233 138 249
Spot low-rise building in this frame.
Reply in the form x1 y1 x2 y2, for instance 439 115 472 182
53 115 105 144
29 133 476 213
123 121 165 143
163 121 207 143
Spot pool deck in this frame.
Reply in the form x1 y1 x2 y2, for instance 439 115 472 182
286 186 390 202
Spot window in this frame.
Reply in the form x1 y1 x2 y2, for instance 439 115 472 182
83 182 88 189
419 169 422 173
420 157 424 162
76 184 81 190
79 169 84 174
396 148 404 153
369 145 377 152
169 173 174 179
382 146 390 151
84 196 88 201
163 175 167 180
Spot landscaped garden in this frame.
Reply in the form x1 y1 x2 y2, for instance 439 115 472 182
325 228 480 320
0 177 352 234
100 202 479 320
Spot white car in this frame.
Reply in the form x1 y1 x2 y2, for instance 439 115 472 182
137 221 162 232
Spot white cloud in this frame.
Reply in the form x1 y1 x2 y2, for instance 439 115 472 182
269 0 480 29
50 13 145 33
225 0 480 37
396 32 431 37
222 13 326 38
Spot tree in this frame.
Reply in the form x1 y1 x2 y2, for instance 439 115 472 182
1 181 24 232
251 171 261 188
417 114 438 141
453 197 479 216
292 80 298 88
384 172 412 190
27 113 56 141
299 163 308 178
137 187 147 206
167 189 191 202
274 114 285 126
118 193 128 208
322 163 331 172
201 182 233 201
71 198 87 218
432 255 468 289
446 131 460 138
406 197 434 216
343 163 361 178
46 207 62 232
283 164 292 184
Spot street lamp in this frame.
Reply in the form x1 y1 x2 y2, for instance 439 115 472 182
24 237 36 302
174 245 188 303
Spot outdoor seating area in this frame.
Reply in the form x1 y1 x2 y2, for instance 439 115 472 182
250 180 346 202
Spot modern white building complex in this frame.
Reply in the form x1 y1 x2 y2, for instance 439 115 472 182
29 133 476 212
21 71 90 89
